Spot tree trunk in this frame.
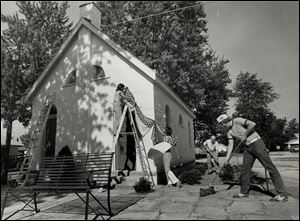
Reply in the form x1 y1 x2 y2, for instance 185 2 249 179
2 118 13 185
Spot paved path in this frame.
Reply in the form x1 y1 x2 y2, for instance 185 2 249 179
112 151 299 220
111 184 299 220
1 151 298 220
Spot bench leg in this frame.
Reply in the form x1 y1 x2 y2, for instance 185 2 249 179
107 184 112 216
1 191 9 220
89 191 112 218
33 192 40 213
1 191 40 220
85 191 89 220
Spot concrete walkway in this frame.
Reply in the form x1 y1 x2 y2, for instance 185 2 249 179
1 151 299 220
111 184 299 220
112 151 299 220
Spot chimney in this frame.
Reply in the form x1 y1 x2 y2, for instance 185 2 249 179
79 2 101 28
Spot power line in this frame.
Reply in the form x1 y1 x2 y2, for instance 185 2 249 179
101 2 210 29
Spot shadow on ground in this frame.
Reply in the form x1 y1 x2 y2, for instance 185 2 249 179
43 192 144 217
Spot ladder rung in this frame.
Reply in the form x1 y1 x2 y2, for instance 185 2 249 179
119 132 134 135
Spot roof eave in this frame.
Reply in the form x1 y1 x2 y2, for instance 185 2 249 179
24 18 195 120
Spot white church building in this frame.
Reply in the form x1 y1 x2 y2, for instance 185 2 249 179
25 2 196 183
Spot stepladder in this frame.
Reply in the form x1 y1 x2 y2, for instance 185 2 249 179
113 102 155 185
14 94 55 187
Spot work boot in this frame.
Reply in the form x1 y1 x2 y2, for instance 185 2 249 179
233 193 249 198
269 194 288 202
175 181 182 188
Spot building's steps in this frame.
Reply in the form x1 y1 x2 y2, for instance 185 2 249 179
111 170 157 189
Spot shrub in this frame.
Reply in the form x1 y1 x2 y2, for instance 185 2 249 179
179 170 201 185
218 164 234 182
179 163 207 185
219 164 267 184
133 177 154 193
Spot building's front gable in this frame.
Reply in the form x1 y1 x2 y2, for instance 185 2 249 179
30 24 157 171
27 6 196 174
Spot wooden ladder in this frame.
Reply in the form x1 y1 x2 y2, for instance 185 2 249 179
113 103 154 186
17 94 55 186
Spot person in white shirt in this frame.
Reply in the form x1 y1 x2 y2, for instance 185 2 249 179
203 135 219 174
163 126 182 188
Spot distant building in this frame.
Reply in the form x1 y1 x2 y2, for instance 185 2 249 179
285 135 299 151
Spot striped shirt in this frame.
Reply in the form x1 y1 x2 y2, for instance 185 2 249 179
227 117 260 143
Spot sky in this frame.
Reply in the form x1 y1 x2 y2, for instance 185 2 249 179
1 1 299 143
203 1 299 120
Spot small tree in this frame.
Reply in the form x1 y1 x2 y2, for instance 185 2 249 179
231 72 293 151
1 1 72 183
285 118 299 140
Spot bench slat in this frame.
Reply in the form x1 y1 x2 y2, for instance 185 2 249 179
28 153 114 190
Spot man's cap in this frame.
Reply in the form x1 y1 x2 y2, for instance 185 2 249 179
216 114 229 123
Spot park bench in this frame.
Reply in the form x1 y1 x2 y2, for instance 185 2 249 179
1 152 114 220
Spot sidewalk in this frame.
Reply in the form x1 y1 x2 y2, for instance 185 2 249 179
1 151 298 220
111 184 299 220
2 183 298 220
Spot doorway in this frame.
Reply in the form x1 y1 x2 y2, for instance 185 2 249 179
44 105 57 157
116 110 136 171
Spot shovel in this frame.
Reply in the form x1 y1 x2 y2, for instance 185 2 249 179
200 141 244 197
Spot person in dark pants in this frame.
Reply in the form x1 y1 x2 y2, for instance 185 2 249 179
217 114 288 202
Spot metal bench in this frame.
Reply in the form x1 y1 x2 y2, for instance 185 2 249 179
1 153 114 220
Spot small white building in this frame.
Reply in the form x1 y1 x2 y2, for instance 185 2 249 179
285 138 299 150
25 2 196 183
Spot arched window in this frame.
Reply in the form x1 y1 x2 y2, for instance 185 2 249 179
65 69 76 85
92 65 105 79
165 105 170 127
179 114 183 127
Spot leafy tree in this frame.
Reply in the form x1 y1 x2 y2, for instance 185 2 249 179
96 1 232 137
1 1 72 127
270 117 287 150
1 16 29 184
1 1 72 183
231 71 291 151
284 118 299 140
233 72 280 119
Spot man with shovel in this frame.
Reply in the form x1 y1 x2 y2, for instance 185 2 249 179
203 135 220 174
217 114 288 202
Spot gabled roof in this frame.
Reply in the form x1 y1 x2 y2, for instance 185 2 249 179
25 18 195 119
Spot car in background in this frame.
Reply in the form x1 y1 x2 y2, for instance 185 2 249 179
290 145 299 153
195 143 228 159
194 145 207 159
216 144 227 157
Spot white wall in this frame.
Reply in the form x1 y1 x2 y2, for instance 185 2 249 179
30 26 155 171
153 83 195 172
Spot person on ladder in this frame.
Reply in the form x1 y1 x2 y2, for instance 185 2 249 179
113 83 136 137
163 126 182 188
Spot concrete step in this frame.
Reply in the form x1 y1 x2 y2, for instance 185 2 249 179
111 170 158 189
112 170 154 177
